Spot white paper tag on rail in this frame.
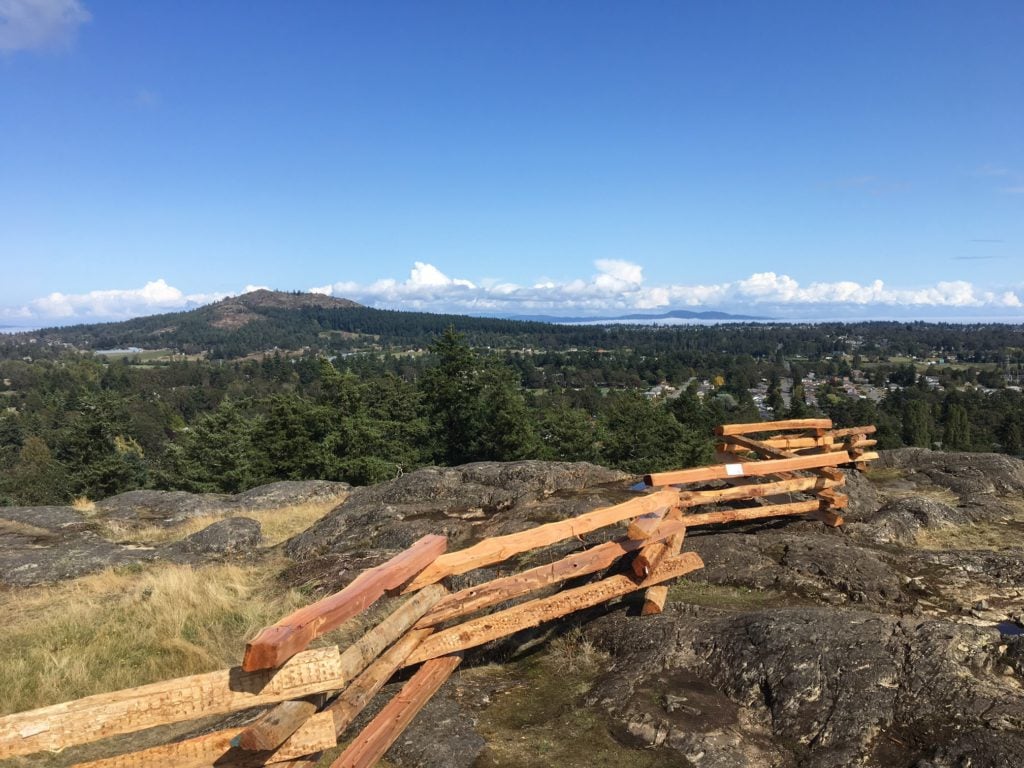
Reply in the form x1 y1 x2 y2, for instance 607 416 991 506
725 463 745 477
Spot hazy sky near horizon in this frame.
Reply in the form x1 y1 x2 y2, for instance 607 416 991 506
1 1 1023 323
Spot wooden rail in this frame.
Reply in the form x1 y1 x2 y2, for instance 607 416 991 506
0 418 879 768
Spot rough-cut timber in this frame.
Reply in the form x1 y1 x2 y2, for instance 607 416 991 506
238 584 446 750
0 646 349 759
715 418 833 436
641 586 669 615
68 711 337 768
406 552 704 664
243 534 447 671
829 425 877 438
645 451 852 487
678 475 844 507
680 499 822 528
402 490 678 592
626 510 666 540
327 628 433 737
330 654 463 768
415 523 686 628
632 539 669 578
237 699 319 751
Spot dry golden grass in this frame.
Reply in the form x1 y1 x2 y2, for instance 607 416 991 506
71 496 97 514
0 561 309 716
98 500 338 548
917 519 1024 552
0 518 56 540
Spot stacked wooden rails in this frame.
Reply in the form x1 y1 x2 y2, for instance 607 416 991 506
0 418 877 768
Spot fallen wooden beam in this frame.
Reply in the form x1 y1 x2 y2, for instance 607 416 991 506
243 534 447 671
71 711 337 768
415 521 688 628
401 490 679 593
330 654 463 768
715 418 832 436
0 646 352 760
406 552 704 664
645 451 852 487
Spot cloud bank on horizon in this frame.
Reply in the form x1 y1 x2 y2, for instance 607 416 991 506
2 261 1021 326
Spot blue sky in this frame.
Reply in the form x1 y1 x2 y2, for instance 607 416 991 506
1 1 1022 323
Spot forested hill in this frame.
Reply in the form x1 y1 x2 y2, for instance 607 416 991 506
18 290 592 358
10 289 1024 363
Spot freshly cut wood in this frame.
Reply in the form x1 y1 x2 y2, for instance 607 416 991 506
830 425 877 438
237 699 319 751
679 499 821 528
808 508 844 527
626 510 666 540
0 646 350 759
641 586 669 615
849 438 877 449
645 451 851 487
238 583 446 750
406 553 704 664
816 489 849 509
715 418 832 436
330 654 462 768
70 711 337 768
721 435 853 482
401 490 679 592
416 522 687 628
643 508 686 613
677 475 844 507
855 451 880 462
632 539 669 578
243 535 447 671
327 628 433 737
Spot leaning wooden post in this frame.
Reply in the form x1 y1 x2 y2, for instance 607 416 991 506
330 654 463 768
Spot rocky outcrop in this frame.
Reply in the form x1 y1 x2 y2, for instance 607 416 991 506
284 461 630 590
585 604 1023 768
879 447 1024 497
94 480 351 526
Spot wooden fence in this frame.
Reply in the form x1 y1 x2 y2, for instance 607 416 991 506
0 418 877 768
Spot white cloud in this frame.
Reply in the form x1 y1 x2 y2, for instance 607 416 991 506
4 264 1023 325
0 0 90 52
311 261 1024 316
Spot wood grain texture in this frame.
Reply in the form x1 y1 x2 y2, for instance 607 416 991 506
715 418 832 436
414 523 685 628
327 628 433 737
0 646 349 759
401 490 679 592
243 535 447 671
70 711 337 768
645 451 851 487
330 654 462 768
406 552 704 664
677 474 844 507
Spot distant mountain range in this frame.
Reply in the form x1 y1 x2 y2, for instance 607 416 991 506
6 290 772 358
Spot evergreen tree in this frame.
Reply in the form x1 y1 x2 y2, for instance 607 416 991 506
419 327 483 464
942 403 971 450
902 399 932 448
